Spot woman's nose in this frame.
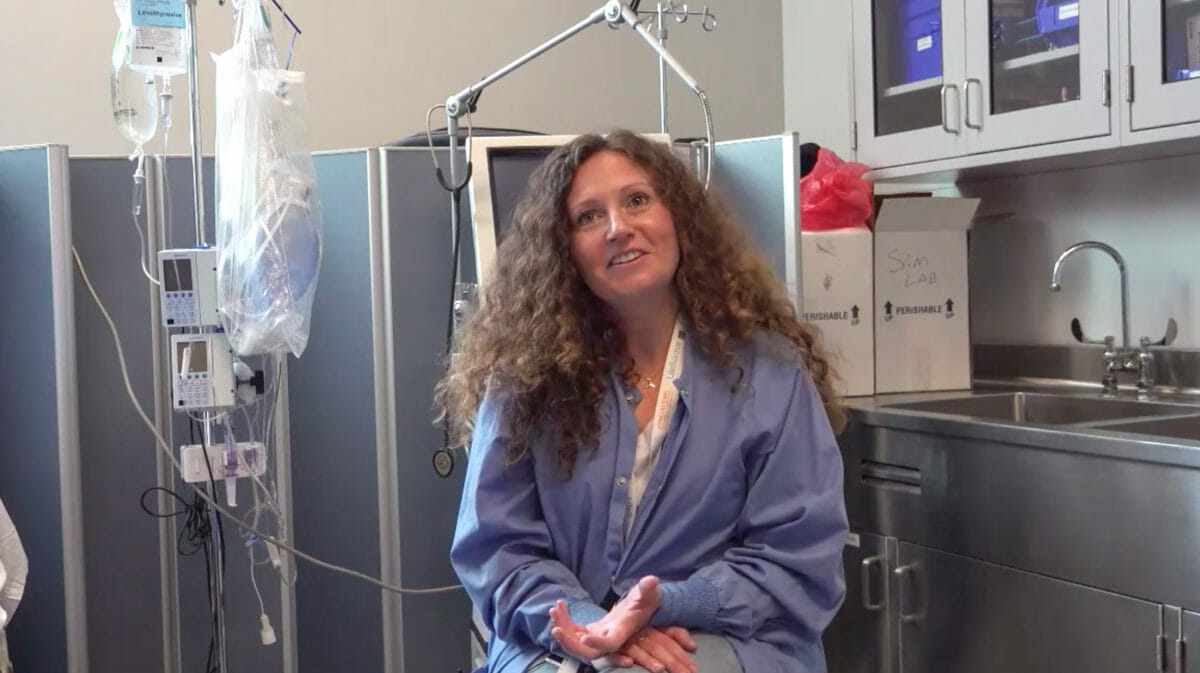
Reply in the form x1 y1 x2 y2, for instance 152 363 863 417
606 211 633 240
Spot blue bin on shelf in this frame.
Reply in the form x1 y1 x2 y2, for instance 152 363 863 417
1036 0 1080 48
892 0 941 85
899 12 942 85
895 0 940 20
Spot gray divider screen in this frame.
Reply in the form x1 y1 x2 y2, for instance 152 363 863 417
0 145 75 672
69 156 165 673
381 147 471 673
710 134 803 307
287 150 385 671
162 157 284 673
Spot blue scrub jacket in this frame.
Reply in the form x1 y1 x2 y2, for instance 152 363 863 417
451 332 849 673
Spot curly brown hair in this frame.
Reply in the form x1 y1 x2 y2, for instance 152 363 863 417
435 130 843 475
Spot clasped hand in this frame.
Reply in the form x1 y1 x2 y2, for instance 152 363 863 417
548 576 698 673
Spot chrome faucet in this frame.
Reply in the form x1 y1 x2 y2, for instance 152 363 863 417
1049 241 1175 398
1050 241 1130 350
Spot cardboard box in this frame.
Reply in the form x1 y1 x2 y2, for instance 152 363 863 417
873 197 980 393
801 228 875 397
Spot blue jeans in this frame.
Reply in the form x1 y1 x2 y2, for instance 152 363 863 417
524 634 742 673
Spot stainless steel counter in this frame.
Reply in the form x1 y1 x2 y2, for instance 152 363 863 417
842 380 1200 469
827 378 1200 673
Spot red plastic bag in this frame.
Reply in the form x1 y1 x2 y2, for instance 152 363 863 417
799 148 872 231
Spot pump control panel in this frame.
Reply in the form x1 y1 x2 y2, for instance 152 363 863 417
170 333 235 410
158 247 219 328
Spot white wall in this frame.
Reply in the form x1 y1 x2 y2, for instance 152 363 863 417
1 1 783 156
782 0 854 158
961 154 1200 349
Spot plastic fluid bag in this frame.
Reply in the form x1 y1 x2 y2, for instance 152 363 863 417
111 0 158 151
214 0 322 357
799 148 873 231
127 0 187 77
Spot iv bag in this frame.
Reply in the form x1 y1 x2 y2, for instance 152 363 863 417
111 5 158 149
215 2 323 357
127 0 188 77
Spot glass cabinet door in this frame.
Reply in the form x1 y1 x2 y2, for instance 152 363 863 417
1161 0 1200 84
989 0 1082 114
964 0 1111 153
853 0 968 168
874 0 948 136
1128 0 1200 131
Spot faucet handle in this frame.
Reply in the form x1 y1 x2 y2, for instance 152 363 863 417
1143 318 1178 348
1070 318 1110 346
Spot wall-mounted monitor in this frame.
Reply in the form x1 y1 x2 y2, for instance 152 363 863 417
466 134 578 287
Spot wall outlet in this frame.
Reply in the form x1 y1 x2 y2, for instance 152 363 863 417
181 442 267 484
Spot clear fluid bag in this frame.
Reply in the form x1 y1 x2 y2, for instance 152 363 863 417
111 0 158 149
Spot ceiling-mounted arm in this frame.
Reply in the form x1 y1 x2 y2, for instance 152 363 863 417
443 6 610 121
441 0 714 195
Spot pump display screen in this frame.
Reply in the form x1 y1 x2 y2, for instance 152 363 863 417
175 340 208 374
162 258 194 293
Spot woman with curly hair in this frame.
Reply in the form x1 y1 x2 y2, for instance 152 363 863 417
441 130 848 673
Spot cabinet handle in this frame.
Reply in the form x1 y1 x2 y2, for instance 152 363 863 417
861 556 884 611
1178 637 1186 673
940 84 960 135
964 78 984 130
894 564 925 623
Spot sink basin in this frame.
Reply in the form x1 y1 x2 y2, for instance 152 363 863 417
884 392 1194 426
1098 414 1200 442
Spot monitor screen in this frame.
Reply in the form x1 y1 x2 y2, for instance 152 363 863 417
486 148 556 244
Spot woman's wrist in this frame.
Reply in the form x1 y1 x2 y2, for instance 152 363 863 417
652 577 719 629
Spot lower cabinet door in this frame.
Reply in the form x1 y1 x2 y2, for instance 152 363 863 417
895 541 1161 673
824 532 890 673
1184 610 1200 673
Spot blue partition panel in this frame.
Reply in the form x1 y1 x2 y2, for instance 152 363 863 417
69 156 166 673
288 150 385 672
0 145 84 672
162 157 285 673
382 147 472 673
711 134 803 306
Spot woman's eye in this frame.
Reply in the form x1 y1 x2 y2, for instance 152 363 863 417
574 210 600 227
628 193 651 208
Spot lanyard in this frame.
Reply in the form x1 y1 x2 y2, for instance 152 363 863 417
647 317 686 454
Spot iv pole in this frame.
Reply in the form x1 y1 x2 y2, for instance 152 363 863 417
644 2 718 135
183 2 226 672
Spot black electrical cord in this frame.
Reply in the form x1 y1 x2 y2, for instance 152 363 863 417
140 482 220 673
184 419 221 673
196 419 227 673
141 419 227 673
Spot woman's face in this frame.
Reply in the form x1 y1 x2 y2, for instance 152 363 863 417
565 150 680 317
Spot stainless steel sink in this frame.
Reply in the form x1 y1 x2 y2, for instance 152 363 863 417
883 392 1194 426
1098 414 1200 442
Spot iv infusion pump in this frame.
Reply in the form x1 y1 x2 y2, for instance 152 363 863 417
158 247 219 328
171 333 235 410
159 246 234 410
